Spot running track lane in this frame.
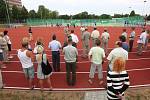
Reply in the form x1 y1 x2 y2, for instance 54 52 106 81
2 69 150 90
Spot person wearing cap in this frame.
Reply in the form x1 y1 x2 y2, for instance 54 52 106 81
36 45 52 91
48 34 61 72
81 27 90 58
91 27 100 47
17 37 35 89
107 41 128 71
88 39 105 85
101 28 110 54
62 37 78 86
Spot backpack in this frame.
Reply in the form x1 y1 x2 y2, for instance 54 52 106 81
41 54 52 75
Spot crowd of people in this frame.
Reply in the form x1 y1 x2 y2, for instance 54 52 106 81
0 26 149 99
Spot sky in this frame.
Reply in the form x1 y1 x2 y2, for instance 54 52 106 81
21 0 150 15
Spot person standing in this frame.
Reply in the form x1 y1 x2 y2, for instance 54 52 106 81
121 29 127 40
3 30 13 58
129 27 136 52
63 37 78 86
17 37 35 89
107 57 130 100
119 35 129 52
107 41 128 71
48 34 61 72
81 27 90 58
28 27 33 41
36 45 52 91
70 30 79 48
101 28 110 54
91 27 100 47
137 29 147 55
64 26 70 42
88 39 105 85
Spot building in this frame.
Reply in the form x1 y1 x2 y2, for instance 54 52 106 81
5 0 22 9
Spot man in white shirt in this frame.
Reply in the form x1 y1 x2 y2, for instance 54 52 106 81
137 29 147 55
129 27 136 52
91 27 100 47
107 41 128 71
88 39 105 85
101 28 110 54
48 35 62 71
70 30 79 48
121 29 127 40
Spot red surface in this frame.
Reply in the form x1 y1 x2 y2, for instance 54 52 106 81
1 26 150 90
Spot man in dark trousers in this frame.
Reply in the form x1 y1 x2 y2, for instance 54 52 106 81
63 37 78 86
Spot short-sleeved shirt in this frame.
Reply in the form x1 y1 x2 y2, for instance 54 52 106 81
82 31 90 45
137 32 147 44
101 32 110 42
88 47 105 64
91 30 100 39
107 47 128 70
48 40 61 51
63 44 78 62
70 33 79 43
129 31 135 40
122 32 127 39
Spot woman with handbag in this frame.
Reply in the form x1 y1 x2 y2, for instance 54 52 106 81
36 45 52 91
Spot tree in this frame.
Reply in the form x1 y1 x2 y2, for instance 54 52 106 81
0 0 8 23
11 5 21 22
147 14 150 20
100 14 112 19
129 10 136 17
20 6 28 21
50 11 59 19
29 10 37 18
59 15 70 19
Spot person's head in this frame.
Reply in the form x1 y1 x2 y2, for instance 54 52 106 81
123 29 126 32
67 37 72 44
131 27 135 31
52 34 56 40
104 28 107 32
95 39 101 46
113 57 126 73
71 30 74 33
37 45 44 54
115 41 122 47
94 27 97 30
119 35 126 42
3 30 8 36
22 37 29 49
36 37 43 46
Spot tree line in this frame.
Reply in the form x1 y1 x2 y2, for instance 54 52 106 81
0 0 150 24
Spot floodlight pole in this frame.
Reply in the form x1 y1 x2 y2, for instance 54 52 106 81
4 0 11 27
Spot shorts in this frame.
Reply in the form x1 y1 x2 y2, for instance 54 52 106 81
7 44 11 51
0 53 4 61
23 66 34 79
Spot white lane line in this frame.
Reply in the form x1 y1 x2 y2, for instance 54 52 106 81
4 57 150 63
2 67 150 74
3 84 150 91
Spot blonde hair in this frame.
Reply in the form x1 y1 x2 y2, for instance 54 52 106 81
37 45 44 54
113 57 126 73
22 37 29 48
0 32 4 37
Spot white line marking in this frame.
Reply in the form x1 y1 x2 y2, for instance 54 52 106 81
3 84 150 91
2 67 150 74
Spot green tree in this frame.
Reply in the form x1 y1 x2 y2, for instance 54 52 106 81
147 14 150 20
50 11 59 19
100 14 112 19
12 5 21 22
29 10 37 18
129 10 136 17
0 0 8 23
20 6 28 21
